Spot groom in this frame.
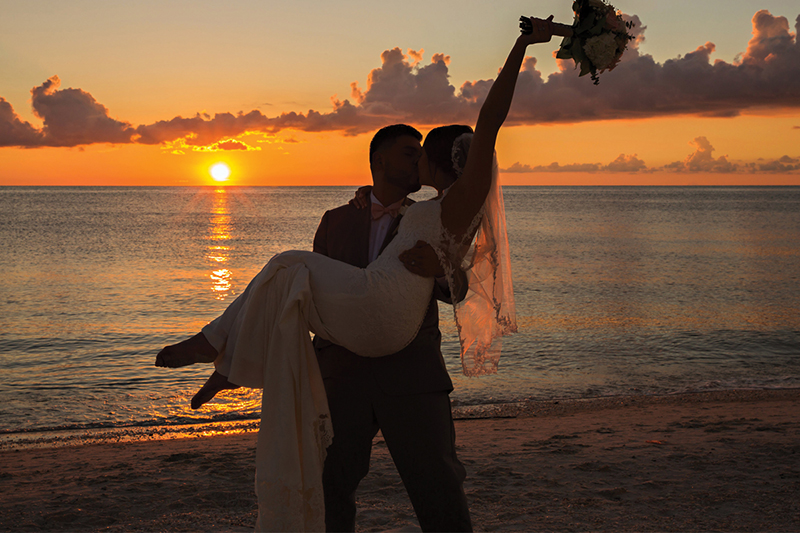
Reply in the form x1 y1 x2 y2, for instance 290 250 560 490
312 124 472 532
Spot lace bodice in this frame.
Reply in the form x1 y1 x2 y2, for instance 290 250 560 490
369 198 445 272
310 199 442 357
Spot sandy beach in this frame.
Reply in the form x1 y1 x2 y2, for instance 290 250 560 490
1 389 798 532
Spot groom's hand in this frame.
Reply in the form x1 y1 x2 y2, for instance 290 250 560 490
399 240 445 278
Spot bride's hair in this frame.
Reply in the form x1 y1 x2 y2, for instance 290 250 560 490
423 125 474 182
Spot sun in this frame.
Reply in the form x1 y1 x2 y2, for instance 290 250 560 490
210 163 231 182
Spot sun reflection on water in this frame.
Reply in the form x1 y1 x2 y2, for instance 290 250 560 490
210 268 232 296
207 189 233 300
165 386 262 420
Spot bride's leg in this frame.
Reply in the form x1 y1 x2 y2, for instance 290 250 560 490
191 370 240 409
155 332 217 368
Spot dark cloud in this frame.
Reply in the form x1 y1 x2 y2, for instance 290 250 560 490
339 9 798 138
135 110 272 145
1 76 135 147
605 153 648 172
215 139 257 151
507 11 800 125
31 76 135 146
1 10 798 150
502 154 646 173
347 47 472 127
0 97 43 147
659 138 800 173
102 9 800 144
504 137 799 174
503 161 602 173
745 155 800 172
662 137 739 172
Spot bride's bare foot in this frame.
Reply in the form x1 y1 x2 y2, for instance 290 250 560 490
191 371 239 409
155 332 218 368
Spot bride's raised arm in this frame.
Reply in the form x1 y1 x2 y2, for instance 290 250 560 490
439 16 556 241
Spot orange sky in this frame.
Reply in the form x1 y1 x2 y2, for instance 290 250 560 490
1 1 799 186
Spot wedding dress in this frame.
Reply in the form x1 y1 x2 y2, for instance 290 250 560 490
201 198 441 531
199 134 516 531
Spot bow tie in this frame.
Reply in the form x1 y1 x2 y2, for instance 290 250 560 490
371 199 404 220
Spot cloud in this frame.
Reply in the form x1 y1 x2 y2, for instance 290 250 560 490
503 161 601 173
505 137 799 174
215 139 258 151
32 76 135 146
159 137 261 155
507 11 800 125
1 10 799 150
2 76 135 147
135 110 272 146
347 47 467 127
503 153 646 173
745 155 800 172
605 153 648 172
134 46 467 146
662 136 739 172
662 138 800 173
406 48 424 67
0 97 43 147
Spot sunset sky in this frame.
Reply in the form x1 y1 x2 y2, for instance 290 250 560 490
1 0 799 186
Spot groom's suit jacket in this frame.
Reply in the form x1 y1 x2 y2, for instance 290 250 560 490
312 201 454 395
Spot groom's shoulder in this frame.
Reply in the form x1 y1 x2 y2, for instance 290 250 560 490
326 202 357 215
322 202 363 224
314 203 365 242
314 202 366 255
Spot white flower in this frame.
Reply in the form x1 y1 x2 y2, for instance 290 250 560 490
583 33 619 70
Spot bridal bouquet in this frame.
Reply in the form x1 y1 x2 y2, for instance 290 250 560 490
555 0 635 84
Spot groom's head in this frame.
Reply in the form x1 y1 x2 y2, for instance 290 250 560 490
369 124 422 203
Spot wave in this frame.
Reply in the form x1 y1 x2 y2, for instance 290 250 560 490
4 382 799 451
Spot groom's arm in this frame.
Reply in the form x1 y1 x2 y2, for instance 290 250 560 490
311 210 337 354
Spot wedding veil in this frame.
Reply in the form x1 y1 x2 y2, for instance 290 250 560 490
445 133 517 376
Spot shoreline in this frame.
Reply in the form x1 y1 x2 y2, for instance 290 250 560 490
0 388 800 453
2 388 798 531
3 388 796 451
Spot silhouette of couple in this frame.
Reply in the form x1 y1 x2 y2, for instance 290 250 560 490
156 16 559 532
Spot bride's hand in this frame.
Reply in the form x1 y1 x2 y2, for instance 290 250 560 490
348 185 372 209
519 15 556 44
399 240 445 278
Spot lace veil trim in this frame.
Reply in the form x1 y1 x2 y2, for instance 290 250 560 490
439 133 517 376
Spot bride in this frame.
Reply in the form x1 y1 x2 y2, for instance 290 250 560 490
156 16 557 531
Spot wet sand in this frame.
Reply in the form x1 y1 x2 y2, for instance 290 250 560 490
1 389 798 532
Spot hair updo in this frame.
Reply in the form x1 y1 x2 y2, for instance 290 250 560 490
423 124 474 182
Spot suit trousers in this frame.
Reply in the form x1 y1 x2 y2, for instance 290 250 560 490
321 365 472 532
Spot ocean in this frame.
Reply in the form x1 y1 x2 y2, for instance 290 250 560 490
1 186 798 448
